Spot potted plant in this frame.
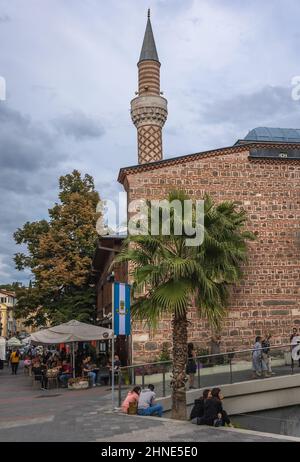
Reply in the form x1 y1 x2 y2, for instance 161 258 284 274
68 377 89 390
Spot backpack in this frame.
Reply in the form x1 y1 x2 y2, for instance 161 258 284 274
128 401 138 415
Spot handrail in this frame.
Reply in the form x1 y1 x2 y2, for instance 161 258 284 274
117 342 296 406
119 343 293 371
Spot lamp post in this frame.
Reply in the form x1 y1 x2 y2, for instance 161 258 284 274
107 272 115 410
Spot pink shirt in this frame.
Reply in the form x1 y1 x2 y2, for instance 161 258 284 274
121 391 139 413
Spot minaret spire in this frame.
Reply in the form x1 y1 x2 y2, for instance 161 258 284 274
139 12 159 64
130 11 168 164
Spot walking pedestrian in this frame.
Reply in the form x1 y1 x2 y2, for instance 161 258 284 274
186 343 197 389
10 349 20 375
251 336 270 378
262 333 274 375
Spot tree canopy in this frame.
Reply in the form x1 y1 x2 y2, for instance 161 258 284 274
116 191 256 419
13 170 101 327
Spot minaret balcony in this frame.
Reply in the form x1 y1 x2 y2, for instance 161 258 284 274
130 95 168 129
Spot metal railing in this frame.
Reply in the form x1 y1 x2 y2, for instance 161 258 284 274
117 343 297 406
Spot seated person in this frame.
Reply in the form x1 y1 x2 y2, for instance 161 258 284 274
60 348 67 362
190 389 211 424
32 357 47 389
48 353 60 368
96 356 110 386
32 356 42 380
82 357 97 387
58 360 73 388
199 387 233 427
122 386 141 414
137 384 163 417
109 355 121 384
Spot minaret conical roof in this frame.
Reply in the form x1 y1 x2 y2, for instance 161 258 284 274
138 10 159 63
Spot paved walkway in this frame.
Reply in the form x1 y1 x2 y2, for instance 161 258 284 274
0 363 297 442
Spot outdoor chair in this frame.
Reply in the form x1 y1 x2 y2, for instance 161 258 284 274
47 376 59 390
32 374 43 388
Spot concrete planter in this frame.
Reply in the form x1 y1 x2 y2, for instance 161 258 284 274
68 380 89 390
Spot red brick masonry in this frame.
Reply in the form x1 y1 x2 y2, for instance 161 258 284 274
119 144 300 362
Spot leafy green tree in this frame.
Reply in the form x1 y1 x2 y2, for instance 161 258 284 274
13 170 101 327
0 282 22 292
116 191 255 420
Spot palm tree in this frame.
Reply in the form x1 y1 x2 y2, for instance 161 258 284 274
116 191 256 420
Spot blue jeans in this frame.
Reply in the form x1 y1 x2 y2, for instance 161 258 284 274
88 371 96 386
59 373 72 386
137 404 163 417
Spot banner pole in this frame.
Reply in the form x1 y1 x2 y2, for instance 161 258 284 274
111 282 115 410
72 342 75 378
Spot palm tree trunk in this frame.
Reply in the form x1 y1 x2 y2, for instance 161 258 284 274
171 311 188 420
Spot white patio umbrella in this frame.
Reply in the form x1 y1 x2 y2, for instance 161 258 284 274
29 320 113 377
7 337 22 347
22 336 32 345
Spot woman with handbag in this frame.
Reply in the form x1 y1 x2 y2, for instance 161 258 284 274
252 336 269 379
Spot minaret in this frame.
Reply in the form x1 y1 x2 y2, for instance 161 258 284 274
131 10 168 164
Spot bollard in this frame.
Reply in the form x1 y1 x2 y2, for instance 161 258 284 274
142 367 145 388
118 370 122 406
162 365 166 397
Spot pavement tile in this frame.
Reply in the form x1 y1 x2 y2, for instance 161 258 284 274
0 362 295 442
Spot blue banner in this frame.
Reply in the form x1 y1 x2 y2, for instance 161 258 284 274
113 282 131 336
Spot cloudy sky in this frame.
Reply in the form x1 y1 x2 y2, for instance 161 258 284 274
0 0 300 284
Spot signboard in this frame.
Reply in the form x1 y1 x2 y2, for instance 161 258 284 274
113 282 131 336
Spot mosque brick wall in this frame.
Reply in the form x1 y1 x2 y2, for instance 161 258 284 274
123 147 300 362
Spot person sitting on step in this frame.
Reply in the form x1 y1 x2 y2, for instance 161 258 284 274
121 386 141 414
137 384 163 417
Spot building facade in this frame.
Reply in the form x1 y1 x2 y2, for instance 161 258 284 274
94 13 300 364
0 289 17 338
0 289 33 338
